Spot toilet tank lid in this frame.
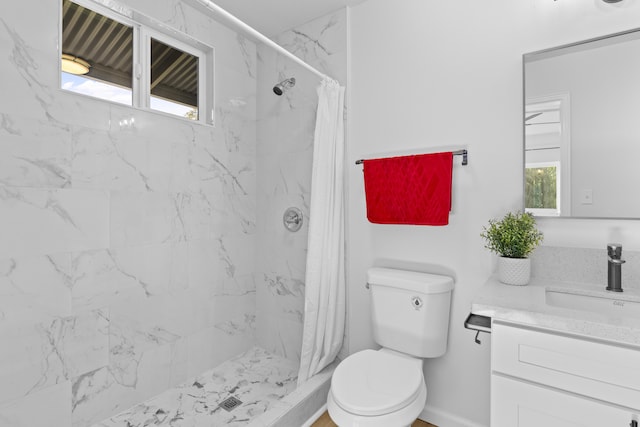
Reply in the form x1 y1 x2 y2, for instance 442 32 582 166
367 267 454 294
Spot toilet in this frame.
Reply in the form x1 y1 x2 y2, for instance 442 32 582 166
327 267 454 427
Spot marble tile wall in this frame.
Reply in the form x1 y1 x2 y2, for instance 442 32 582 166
0 1 257 426
255 10 348 363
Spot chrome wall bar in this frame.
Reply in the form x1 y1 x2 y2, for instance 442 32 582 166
355 149 468 166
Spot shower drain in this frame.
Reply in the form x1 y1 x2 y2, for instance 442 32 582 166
219 396 243 412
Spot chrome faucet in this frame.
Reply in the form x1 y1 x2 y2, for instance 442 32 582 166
606 243 625 292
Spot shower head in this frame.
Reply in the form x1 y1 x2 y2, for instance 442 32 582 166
273 77 296 96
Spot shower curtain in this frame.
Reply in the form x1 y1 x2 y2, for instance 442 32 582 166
297 78 346 386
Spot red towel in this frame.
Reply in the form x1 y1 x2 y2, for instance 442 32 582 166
363 152 453 225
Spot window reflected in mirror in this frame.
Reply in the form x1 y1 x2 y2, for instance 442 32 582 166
524 95 569 217
525 162 560 216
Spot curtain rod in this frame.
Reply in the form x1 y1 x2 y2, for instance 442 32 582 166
355 149 468 166
188 0 337 83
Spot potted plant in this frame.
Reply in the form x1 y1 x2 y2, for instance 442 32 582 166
481 211 543 286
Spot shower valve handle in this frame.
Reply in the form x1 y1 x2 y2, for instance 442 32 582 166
283 207 303 232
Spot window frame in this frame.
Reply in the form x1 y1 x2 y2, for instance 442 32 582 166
141 27 206 120
60 0 214 125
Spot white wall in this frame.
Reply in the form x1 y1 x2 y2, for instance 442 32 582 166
347 1 640 426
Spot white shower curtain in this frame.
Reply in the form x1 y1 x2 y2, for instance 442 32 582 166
297 78 346 386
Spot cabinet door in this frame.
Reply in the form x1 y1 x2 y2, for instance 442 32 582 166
492 321 640 410
492 375 637 427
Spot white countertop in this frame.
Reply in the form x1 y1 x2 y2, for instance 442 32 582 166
471 276 640 347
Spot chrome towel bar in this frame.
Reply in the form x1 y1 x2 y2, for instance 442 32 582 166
355 149 468 166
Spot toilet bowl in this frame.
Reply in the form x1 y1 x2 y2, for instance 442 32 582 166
327 349 427 427
327 268 454 427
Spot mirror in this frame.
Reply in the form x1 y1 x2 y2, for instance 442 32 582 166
524 29 640 219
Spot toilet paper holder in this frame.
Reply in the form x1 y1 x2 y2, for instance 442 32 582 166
464 313 491 345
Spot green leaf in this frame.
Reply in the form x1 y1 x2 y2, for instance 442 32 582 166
480 211 543 258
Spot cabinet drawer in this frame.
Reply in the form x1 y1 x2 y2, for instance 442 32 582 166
492 321 640 410
492 374 637 427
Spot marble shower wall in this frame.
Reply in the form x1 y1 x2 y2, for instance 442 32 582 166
0 1 258 426
255 10 348 363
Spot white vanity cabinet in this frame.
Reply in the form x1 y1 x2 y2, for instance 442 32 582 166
491 321 640 427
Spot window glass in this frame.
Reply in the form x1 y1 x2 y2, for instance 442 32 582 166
61 0 210 123
61 0 133 105
150 38 199 120
525 163 560 216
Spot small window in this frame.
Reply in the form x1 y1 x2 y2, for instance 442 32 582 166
61 0 133 105
61 0 211 124
150 38 199 120
525 162 561 216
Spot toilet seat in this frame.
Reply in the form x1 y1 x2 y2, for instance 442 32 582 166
331 349 423 416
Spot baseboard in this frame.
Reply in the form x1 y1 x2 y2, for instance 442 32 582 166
420 405 488 427
301 403 327 427
301 402 486 427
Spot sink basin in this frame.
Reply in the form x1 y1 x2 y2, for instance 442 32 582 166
546 288 640 319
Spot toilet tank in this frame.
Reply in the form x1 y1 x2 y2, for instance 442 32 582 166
368 267 454 358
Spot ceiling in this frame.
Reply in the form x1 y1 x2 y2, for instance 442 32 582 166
209 0 366 36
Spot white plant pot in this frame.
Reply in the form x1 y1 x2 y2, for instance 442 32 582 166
498 257 531 286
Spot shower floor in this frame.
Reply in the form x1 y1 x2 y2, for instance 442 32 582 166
92 347 298 427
